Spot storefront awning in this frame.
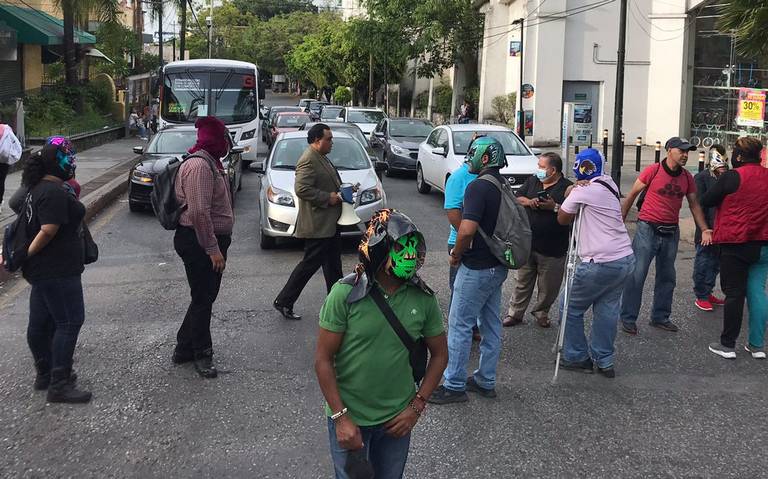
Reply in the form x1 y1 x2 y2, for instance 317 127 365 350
86 47 113 64
0 4 96 46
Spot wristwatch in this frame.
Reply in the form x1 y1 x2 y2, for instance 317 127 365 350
553 204 560 213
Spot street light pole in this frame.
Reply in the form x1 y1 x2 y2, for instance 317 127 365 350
610 0 628 185
207 0 213 59
513 18 525 142
157 0 163 65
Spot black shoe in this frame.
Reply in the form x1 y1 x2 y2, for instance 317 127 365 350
274 301 302 320
650 321 679 332
193 350 218 379
559 357 594 373
621 322 638 335
172 349 194 364
427 385 469 405
34 370 77 390
465 376 497 398
47 368 91 404
596 366 616 378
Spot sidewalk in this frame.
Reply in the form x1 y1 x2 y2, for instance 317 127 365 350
0 136 145 283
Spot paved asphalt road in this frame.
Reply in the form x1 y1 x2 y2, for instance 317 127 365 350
1 94 766 478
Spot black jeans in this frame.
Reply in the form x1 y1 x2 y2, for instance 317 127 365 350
174 227 231 356
275 233 343 308
0 163 9 204
719 242 762 348
27 275 85 371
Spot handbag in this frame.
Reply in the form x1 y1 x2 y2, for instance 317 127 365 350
82 223 99 264
369 287 428 384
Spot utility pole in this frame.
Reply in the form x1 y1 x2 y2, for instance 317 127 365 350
513 18 525 142
208 0 214 59
157 0 164 65
427 77 434 122
368 53 374 107
179 0 187 60
610 0 628 185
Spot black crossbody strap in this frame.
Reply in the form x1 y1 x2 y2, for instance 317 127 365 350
368 287 416 353
593 179 620 200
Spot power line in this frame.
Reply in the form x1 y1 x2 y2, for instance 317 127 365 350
484 0 613 32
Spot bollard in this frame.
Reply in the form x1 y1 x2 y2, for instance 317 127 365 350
575 145 580 155
654 141 661 163
589 133 593 148
698 150 705 172
635 137 642 172
620 132 626 166
602 129 609 160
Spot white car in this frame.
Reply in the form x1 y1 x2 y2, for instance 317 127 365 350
253 131 388 249
342 107 386 138
415 123 540 194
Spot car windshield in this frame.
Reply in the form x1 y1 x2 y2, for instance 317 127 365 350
270 137 371 170
276 114 309 128
390 120 434 138
320 107 343 119
309 101 327 112
270 107 302 122
348 110 385 124
331 125 367 147
452 131 530 156
146 130 196 153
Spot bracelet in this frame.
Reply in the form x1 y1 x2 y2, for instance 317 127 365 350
414 393 426 403
330 407 348 421
409 400 424 417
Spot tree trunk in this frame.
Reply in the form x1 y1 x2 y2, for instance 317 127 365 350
63 1 78 86
179 0 187 61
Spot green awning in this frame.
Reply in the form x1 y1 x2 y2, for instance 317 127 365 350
0 4 96 46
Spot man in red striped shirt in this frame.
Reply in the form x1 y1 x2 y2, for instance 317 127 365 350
173 116 234 378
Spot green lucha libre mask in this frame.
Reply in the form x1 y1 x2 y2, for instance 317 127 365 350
388 233 422 280
465 136 506 173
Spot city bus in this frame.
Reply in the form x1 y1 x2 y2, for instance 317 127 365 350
158 59 265 163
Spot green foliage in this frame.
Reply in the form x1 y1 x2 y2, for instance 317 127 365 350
24 84 118 137
718 1 768 59
463 86 479 106
491 93 517 125
334 86 352 105
232 0 317 20
415 81 453 115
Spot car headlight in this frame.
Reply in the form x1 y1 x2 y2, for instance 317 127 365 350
131 169 153 184
267 185 295 207
390 145 406 156
240 129 256 141
359 186 382 205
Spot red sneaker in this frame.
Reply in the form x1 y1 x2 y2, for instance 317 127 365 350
695 299 714 311
708 294 725 306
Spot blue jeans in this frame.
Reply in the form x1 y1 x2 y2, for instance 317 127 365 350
562 255 635 368
621 221 679 326
327 417 410 479
747 245 768 348
693 244 720 300
27 275 85 371
443 264 508 390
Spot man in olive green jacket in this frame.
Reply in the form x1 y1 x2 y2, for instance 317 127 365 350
274 124 343 320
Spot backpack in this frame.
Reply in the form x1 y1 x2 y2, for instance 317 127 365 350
475 175 532 269
150 154 216 230
2 192 33 272
635 163 661 211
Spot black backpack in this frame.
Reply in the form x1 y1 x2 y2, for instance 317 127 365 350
2 192 33 272
150 154 216 230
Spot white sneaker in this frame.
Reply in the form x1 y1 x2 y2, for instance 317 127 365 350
745 344 766 359
709 342 736 359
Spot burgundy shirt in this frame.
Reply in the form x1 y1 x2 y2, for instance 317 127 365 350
175 151 234 255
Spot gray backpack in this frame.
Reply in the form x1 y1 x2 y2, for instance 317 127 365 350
475 175 532 269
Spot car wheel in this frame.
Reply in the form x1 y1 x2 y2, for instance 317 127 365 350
416 165 431 194
129 201 143 213
260 228 277 249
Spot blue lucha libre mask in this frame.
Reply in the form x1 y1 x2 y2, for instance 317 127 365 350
573 148 603 180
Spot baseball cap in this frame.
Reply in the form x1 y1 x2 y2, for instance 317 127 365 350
665 137 696 151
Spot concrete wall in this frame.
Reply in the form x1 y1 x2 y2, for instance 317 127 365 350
22 44 42 91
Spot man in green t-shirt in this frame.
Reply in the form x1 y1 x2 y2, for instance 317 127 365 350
315 209 448 479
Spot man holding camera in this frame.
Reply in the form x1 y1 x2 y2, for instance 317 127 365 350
503 152 572 328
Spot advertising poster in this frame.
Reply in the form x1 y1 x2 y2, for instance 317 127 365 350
524 110 534 137
572 103 593 146
737 88 765 128
509 41 521 57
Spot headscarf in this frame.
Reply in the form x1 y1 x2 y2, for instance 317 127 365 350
188 116 230 164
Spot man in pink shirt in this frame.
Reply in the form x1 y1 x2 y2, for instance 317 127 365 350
619 137 712 335
173 116 234 378
556 149 635 377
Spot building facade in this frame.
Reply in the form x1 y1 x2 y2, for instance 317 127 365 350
475 0 758 148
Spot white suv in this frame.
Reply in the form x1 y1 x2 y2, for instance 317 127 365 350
416 123 540 194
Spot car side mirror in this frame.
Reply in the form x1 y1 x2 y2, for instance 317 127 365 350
431 146 446 156
249 162 264 174
231 145 245 155
133 146 144 155
531 148 542 156
374 161 389 172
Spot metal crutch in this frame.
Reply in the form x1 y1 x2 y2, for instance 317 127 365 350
552 204 583 385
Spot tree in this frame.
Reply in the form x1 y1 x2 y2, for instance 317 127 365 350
232 0 317 20
94 22 140 78
55 0 120 85
718 1 768 59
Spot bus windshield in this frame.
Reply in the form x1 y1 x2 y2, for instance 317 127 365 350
161 69 258 124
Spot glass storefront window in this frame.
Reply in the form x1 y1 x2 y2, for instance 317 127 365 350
691 4 766 149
